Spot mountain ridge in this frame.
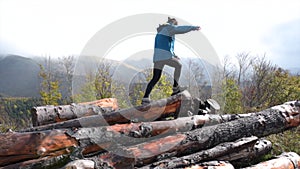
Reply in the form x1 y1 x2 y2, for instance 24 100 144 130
0 55 41 97
3 54 296 98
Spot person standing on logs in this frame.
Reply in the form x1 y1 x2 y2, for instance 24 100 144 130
141 17 200 105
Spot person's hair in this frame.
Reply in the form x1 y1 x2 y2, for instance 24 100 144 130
167 17 177 23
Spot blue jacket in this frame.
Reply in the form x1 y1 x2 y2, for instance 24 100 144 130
153 23 198 62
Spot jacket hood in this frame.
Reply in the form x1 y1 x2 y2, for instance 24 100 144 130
157 23 170 32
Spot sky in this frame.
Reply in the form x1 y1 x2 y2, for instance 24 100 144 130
0 0 299 69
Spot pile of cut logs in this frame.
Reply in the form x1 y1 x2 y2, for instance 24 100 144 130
0 91 299 169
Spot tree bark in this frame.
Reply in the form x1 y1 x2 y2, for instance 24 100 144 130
0 113 241 166
141 137 272 169
1 154 71 169
217 139 272 162
2 101 299 168
242 152 300 169
62 159 95 169
21 91 190 132
184 161 235 169
0 130 77 166
31 98 118 126
91 101 300 168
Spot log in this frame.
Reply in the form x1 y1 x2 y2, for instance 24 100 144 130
217 139 272 162
107 113 249 138
185 161 235 169
0 113 241 166
0 154 71 169
141 137 272 169
20 91 190 132
0 130 77 166
90 100 300 168
79 98 118 109
141 136 257 169
2 100 299 168
242 152 300 169
31 98 118 126
62 160 236 169
62 159 95 169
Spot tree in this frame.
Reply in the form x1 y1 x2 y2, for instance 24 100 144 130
222 77 243 114
39 56 62 106
58 55 75 103
183 58 209 99
73 71 97 103
94 58 113 99
266 68 300 106
243 56 277 109
149 72 172 100
220 53 300 156
73 58 125 104
263 70 300 156
128 69 172 106
222 55 236 79
212 55 239 112
235 52 253 86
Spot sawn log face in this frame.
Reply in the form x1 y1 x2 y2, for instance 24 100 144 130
0 130 77 166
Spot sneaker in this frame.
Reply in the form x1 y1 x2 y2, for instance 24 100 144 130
171 86 187 96
141 98 151 106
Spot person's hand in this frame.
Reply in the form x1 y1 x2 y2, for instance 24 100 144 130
194 26 201 31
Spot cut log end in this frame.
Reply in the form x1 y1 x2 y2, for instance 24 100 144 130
242 152 300 169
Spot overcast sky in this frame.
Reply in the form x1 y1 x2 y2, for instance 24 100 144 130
0 0 299 69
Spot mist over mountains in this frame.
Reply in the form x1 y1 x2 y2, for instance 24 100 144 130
0 55 40 97
0 55 144 98
0 55 155 98
0 54 298 98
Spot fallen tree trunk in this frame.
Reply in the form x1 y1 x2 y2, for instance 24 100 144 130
0 130 78 166
90 101 300 168
217 139 272 162
2 100 299 168
20 91 190 132
107 113 249 138
0 113 241 166
1 154 71 169
185 161 235 169
242 152 300 169
141 136 272 169
31 98 118 126
61 160 235 169
62 159 95 169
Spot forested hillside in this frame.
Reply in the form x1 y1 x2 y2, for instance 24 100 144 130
0 97 42 131
0 53 299 161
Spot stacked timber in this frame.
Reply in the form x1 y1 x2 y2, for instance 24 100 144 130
0 91 299 169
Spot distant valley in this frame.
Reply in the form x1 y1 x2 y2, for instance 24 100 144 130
1 54 298 98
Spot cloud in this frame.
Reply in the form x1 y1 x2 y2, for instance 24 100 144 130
263 18 300 68
0 39 28 56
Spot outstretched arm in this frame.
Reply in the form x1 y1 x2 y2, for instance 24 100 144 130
169 25 200 35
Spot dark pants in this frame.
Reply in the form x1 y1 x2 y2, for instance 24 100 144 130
143 58 182 98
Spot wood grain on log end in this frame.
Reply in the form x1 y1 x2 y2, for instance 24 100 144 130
79 98 118 111
62 159 95 169
271 100 300 128
0 130 78 166
242 152 300 169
